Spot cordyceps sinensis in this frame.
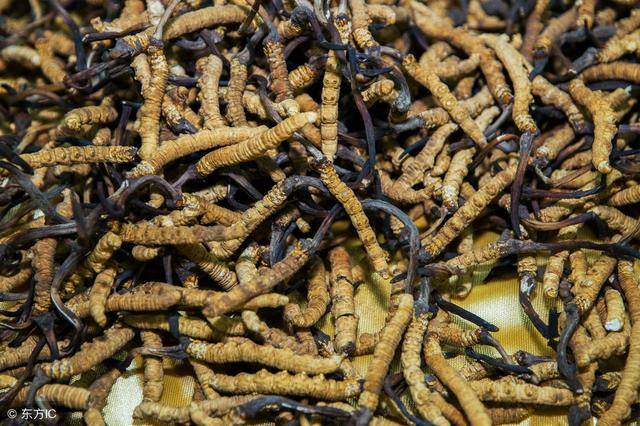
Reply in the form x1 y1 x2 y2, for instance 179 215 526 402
481 34 537 134
410 2 513 106
314 159 390 278
196 54 226 129
356 294 414 425
41 325 135 379
597 261 640 426
111 5 247 56
403 54 487 147
12 384 91 410
329 246 358 355
568 78 617 174
283 256 330 328
533 6 579 61
194 369 361 401
319 11 350 161
401 309 449 426
424 332 492 426
423 163 517 260
195 112 316 177
202 240 313 317
531 75 587 134
136 38 169 160
5 0 640 423
181 337 343 375
127 126 267 177
20 146 137 169
263 33 295 104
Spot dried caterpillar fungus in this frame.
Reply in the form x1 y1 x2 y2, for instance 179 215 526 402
3 1 640 424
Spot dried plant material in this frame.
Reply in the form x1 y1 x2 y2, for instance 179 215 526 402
441 148 474 211
403 55 486 146
316 159 389 278
202 369 360 400
402 312 449 425
392 123 458 196
424 332 492 426
241 310 312 354
134 395 257 423
607 185 640 206
124 314 225 340
177 244 237 290
115 5 247 55
162 86 200 132
202 241 311 317
424 164 516 259
42 325 135 379
133 402 192 424
487 406 532 425
2 2 640 423
350 0 378 52
137 41 169 160
534 6 578 59
225 57 249 127
197 55 226 129
284 257 330 327
30 238 56 315
320 23 345 162
542 224 579 298
88 266 118 327
35 36 66 83
358 294 413 422
13 384 90 410
196 112 316 177
597 261 640 425
411 2 513 105
0 335 57 371
264 36 295 104
362 79 396 105
142 330 164 402
128 126 266 177
329 247 358 355
482 34 537 134
405 86 494 131
521 0 552 60
20 146 136 169
186 338 342 375
532 76 586 133
66 284 182 319
580 62 640 83
577 0 596 29
568 79 617 174
597 28 640 64
604 288 625 332
574 316 631 367
72 231 122 282
469 378 574 405
572 254 617 315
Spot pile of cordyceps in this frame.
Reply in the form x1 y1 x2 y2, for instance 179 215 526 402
2 0 640 424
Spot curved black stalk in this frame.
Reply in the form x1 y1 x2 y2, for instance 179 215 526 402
510 132 535 238
433 292 499 332
46 0 87 71
464 347 533 375
382 374 435 426
50 244 85 354
557 303 583 394
361 199 420 292
238 395 351 420
0 162 70 225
